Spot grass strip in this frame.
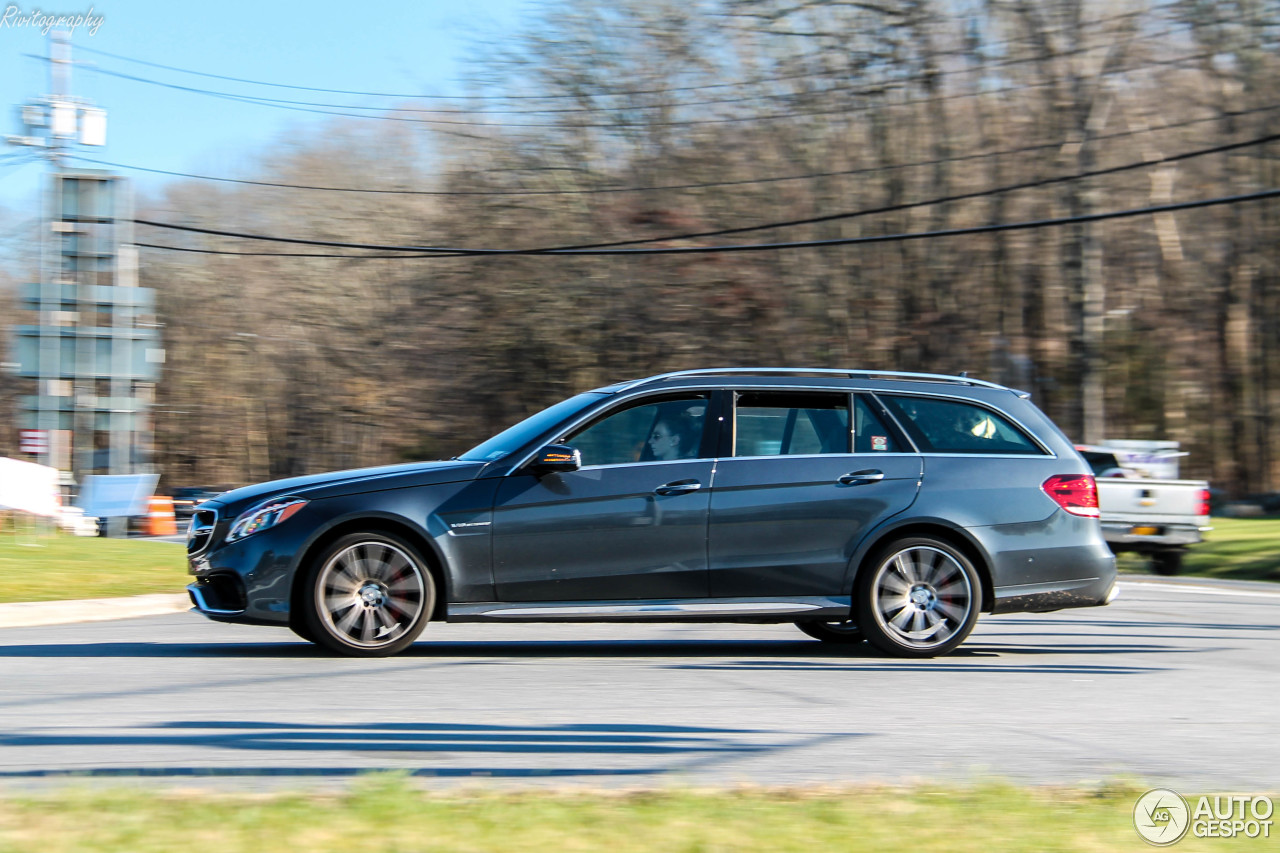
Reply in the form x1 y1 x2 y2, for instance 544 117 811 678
0 531 186 603
1 777 1266 853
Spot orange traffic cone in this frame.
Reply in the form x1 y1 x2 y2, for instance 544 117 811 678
146 496 178 536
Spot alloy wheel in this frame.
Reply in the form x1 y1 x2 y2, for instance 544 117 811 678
313 537 429 653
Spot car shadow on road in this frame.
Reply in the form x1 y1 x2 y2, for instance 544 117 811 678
0 720 861 781
0 637 1202 671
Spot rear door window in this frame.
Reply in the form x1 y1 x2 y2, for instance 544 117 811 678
878 394 1045 455
734 392 850 456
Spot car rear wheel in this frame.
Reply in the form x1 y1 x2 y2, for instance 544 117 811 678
855 537 980 658
795 620 864 644
303 532 434 657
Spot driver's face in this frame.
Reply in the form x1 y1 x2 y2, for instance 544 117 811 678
648 425 677 460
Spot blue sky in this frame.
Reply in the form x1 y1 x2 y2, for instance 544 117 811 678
0 0 532 226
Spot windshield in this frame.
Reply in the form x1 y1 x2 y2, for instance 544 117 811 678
458 393 607 462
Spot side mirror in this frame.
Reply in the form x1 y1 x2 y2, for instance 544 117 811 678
528 444 582 474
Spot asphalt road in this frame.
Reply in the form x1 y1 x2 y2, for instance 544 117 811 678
0 577 1276 790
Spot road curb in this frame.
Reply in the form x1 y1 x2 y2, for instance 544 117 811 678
0 593 191 629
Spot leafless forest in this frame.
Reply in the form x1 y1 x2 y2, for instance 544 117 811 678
3 0 1278 496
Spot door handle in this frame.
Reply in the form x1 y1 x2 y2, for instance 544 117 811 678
838 469 885 486
655 479 702 496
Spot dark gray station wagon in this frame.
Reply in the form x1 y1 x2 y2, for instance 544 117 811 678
187 369 1117 658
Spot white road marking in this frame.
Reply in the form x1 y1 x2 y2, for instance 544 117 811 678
1117 581 1280 599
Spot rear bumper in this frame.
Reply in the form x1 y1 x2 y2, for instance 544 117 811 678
990 572 1117 614
1101 521 1204 550
971 513 1118 613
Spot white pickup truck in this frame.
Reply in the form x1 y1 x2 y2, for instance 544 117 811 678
1076 445 1211 575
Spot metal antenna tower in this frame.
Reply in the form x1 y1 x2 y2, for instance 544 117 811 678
6 31 162 531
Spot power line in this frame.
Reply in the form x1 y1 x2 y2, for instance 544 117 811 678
132 132 1280 254
136 188 1280 258
132 242 438 259
0 151 42 180
75 49 1217 129
65 103 1280 197
69 23 1198 119
537 132 1280 252
563 189 1280 255
68 10 1161 103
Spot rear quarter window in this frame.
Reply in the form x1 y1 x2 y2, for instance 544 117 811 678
879 394 1046 455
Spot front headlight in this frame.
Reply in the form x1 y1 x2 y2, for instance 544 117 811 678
226 497 308 543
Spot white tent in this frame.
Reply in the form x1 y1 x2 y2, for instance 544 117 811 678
0 457 61 518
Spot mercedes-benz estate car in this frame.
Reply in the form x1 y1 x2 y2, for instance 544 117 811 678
186 368 1117 658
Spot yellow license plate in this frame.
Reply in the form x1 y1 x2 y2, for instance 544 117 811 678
1130 526 1160 536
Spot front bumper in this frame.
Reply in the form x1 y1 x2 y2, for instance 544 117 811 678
187 507 299 627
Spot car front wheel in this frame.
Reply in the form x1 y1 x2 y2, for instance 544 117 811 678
303 532 434 657
855 537 980 658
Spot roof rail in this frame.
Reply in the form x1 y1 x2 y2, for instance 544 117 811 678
613 368 1012 393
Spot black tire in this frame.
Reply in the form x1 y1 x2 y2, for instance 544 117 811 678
795 620 865 644
855 536 981 658
288 618 318 644
302 532 435 657
1151 550 1183 576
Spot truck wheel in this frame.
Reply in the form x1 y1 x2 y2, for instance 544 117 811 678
1151 550 1183 576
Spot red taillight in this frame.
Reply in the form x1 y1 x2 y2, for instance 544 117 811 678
1198 488 1211 518
1042 474 1101 518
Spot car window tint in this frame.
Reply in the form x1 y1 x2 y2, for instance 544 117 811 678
853 395 904 453
879 394 1044 454
568 395 709 466
734 392 850 456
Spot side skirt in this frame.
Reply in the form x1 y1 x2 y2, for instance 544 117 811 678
446 596 851 623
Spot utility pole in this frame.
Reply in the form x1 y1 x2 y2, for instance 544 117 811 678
6 31 162 533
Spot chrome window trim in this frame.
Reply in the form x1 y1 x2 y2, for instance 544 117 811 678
914 451 1060 460
717 452 917 462
571 457 717 473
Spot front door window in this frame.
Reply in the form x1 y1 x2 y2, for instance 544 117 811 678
567 395 709 465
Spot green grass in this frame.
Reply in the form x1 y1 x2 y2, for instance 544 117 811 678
1116 516 1280 582
0 777 1265 853
0 529 186 603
